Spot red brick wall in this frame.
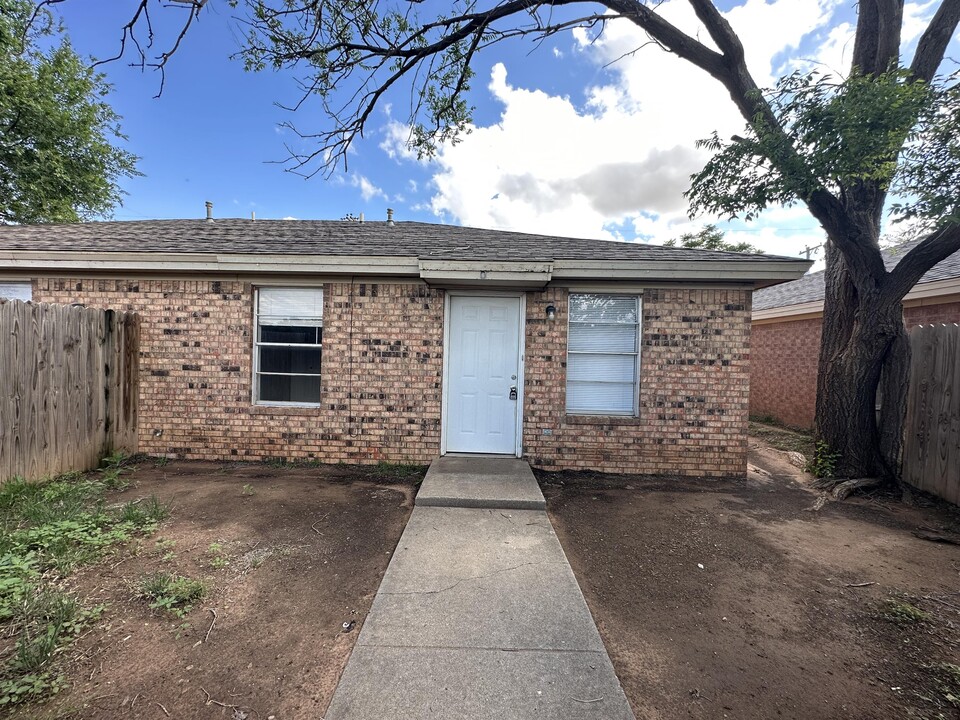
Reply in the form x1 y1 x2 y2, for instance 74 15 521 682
904 301 960 326
34 279 444 463
523 288 752 478
750 300 960 430
750 317 822 429
34 279 752 476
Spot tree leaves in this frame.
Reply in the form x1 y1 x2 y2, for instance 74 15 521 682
0 0 139 224
686 68 959 229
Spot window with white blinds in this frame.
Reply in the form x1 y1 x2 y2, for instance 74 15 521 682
566 294 640 416
254 288 323 405
0 281 32 301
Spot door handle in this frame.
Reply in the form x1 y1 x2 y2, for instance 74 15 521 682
509 386 518 400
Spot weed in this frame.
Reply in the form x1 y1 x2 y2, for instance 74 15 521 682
154 538 177 562
100 451 130 470
934 663 960 708
139 573 206 617
99 468 129 491
118 497 170 527
241 484 255 497
0 466 166 706
805 441 842 479
881 597 931 624
371 461 428 481
207 543 229 569
153 455 170 468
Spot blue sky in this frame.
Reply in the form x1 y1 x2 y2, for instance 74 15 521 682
53 1 957 262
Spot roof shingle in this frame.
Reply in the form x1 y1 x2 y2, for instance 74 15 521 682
753 238 960 311
0 219 801 264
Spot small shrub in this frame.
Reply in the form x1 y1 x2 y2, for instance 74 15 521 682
139 573 206 616
805 441 841 478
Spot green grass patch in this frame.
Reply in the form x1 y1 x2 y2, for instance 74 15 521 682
933 663 960 708
881 597 931 624
139 573 206 616
0 466 168 706
748 419 816 458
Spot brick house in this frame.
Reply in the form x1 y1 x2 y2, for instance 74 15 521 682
751 239 960 429
1 218 808 477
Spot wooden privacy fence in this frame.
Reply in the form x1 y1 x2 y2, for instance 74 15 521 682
0 299 139 482
902 323 960 504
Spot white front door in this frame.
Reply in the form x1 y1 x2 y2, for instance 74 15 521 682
445 295 522 454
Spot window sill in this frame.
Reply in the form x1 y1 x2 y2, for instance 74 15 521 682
249 403 323 415
565 414 641 426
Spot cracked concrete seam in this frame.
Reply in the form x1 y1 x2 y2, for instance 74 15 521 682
380 561 569 596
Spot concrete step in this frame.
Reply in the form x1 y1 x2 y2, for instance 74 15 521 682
416 455 546 510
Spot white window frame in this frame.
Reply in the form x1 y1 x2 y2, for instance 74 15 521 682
565 293 642 417
252 287 324 407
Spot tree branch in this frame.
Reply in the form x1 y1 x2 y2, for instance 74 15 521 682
885 223 960 299
910 0 960 82
852 0 903 75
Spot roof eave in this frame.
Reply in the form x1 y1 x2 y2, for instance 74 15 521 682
0 250 812 286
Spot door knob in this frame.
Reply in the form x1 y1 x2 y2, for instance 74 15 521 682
509 386 518 400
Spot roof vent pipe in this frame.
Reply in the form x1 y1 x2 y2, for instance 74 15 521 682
359 212 364 223
251 211 256 221
386 208 394 225
205 201 213 221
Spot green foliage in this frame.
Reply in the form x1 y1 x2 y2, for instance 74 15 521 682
664 224 761 254
805 441 841 479
881 597 930 624
139 573 206 617
207 542 229 569
687 69 960 228
0 0 140 223
0 468 166 706
241 483 255 496
371 461 428 481
933 663 960 708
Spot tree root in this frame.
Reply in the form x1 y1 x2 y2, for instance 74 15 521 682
808 477 884 509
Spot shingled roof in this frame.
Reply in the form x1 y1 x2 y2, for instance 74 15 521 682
0 219 798 264
754 238 960 311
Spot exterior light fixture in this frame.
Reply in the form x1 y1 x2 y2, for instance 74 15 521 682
545 304 557 321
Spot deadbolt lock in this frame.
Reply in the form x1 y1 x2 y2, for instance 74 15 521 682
509 386 518 400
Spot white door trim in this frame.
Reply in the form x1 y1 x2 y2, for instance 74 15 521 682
440 291 526 457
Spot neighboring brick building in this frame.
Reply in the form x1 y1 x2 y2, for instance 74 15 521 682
751 240 960 429
1 218 809 478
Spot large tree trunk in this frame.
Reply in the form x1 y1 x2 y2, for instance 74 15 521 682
815 240 909 481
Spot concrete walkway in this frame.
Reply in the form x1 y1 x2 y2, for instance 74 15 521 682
324 456 635 720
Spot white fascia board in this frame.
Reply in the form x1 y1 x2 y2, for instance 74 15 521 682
0 251 420 275
418 259 553 287
753 277 960 322
552 259 812 282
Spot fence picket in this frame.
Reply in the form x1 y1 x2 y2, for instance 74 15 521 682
0 300 139 482
902 324 960 504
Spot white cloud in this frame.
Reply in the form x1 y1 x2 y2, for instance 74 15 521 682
351 173 387 202
391 1 861 255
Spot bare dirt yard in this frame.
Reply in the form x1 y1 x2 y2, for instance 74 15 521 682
12 460 418 720
544 438 960 720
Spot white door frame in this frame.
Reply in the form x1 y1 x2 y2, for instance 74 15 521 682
440 290 526 457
